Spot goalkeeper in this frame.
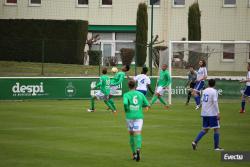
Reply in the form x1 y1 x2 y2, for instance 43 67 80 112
123 80 150 162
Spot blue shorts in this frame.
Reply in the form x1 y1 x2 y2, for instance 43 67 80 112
194 81 205 92
202 116 220 129
244 86 250 97
137 90 147 95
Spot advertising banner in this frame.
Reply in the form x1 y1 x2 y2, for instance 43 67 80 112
0 77 243 100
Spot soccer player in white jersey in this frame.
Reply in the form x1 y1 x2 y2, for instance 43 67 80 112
192 79 223 151
192 60 207 110
239 63 250 113
134 67 154 96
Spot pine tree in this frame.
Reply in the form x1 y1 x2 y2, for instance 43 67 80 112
136 3 148 66
188 2 202 69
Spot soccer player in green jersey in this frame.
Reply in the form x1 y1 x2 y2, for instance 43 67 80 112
151 64 172 109
107 65 130 111
123 80 150 162
87 67 116 113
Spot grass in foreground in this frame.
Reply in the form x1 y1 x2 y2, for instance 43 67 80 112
0 99 249 167
0 61 246 77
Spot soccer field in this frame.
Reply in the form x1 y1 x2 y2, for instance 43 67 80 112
0 99 249 167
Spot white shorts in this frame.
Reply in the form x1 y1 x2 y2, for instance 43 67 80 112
95 91 109 100
156 86 166 96
126 119 143 132
110 85 119 95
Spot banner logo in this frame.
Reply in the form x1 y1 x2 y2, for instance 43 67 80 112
65 82 76 97
12 82 45 96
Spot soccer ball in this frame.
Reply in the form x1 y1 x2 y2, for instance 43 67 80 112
111 67 118 73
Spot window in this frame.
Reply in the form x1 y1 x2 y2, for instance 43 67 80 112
76 0 88 7
223 0 236 7
223 43 235 60
5 0 17 5
149 0 160 7
29 0 41 6
173 0 185 7
102 0 112 7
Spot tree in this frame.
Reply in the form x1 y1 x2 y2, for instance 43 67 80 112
136 3 148 66
188 2 203 69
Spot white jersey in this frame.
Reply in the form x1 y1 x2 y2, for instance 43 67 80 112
201 87 220 116
197 67 207 81
134 74 151 91
246 71 250 86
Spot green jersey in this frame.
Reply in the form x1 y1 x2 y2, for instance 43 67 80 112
123 90 149 119
111 71 125 86
158 70 171 87
95 75 110 96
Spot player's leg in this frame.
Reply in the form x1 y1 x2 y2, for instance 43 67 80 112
240 95 246 113
192 117 209 150
133 119 143 162
87 96 96 112
193 81 203 109
186 90 192 105
126 120 136 159
210 116 223 151
108 98 117 111
240 86 250 113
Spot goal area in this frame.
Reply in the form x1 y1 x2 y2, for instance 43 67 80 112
164 40 250 104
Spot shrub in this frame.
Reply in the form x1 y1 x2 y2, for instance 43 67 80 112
120 48 134 65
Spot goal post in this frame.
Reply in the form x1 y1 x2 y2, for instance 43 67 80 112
167 40 250 105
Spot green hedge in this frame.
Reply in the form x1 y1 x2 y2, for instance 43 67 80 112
88 50 102 65
0 19 88 64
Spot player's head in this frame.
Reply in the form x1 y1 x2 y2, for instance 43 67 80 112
122 65 130 72
199 60 206 67
128 79 136 90
161 64 167 71
208 79 216 87
141 67 148 74
189 65 194 71
248 63 250 71
102 67 108 74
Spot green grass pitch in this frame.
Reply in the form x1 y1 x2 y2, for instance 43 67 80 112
0 99 249 167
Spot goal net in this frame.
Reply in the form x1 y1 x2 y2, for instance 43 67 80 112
165 41 250 104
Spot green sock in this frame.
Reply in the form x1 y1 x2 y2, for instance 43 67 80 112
135 134 142 150
129 135 136 153
109 98 117 110
90 97 95 110
159 96 167 105
151 95 158 105
104 100 115 111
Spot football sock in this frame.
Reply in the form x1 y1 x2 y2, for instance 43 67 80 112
109 98 117 111
241 100 246 110
151 95 158 105
159 96 167 105
194 95 200 106
135 134 142 149
214 132 220 149
90 97 95 110
187 91 192 103
194 130 206 143
104 100 115 111
129 135 136 153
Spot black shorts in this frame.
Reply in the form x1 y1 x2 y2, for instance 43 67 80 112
190 82 196 89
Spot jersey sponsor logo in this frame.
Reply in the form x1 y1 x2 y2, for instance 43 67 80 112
12 82 46 96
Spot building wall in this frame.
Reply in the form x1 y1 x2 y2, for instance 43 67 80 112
1 0 250 71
